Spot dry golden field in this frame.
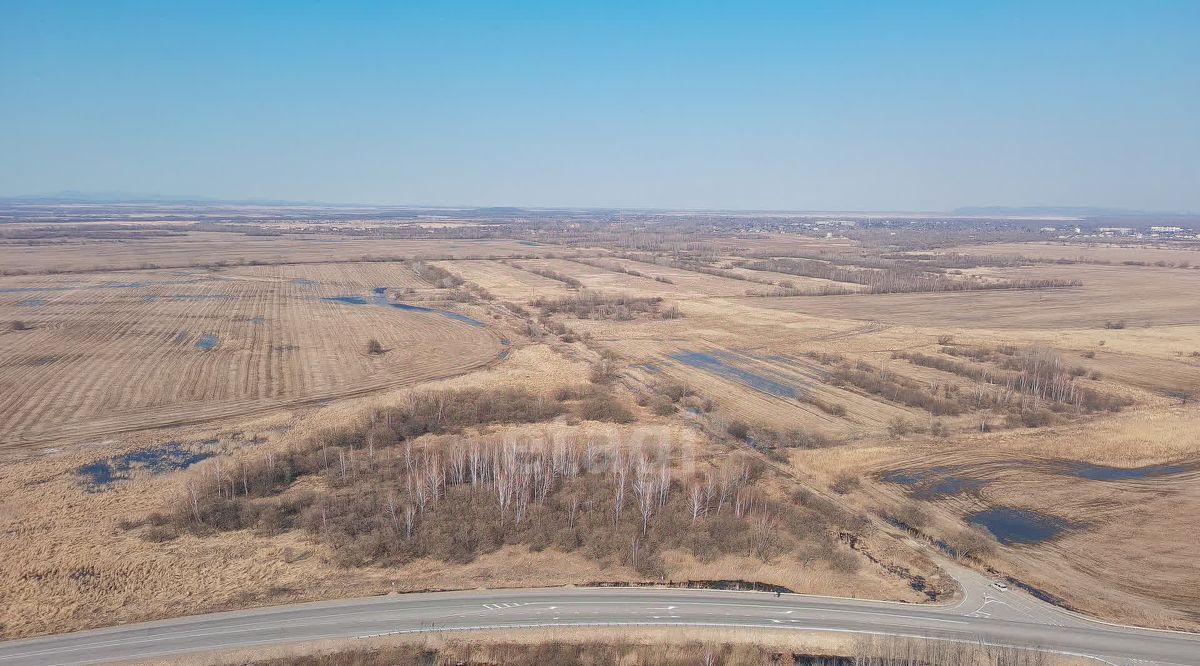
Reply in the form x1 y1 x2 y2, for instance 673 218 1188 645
0 232 546 274
2 225 1199 639
945 241 1200 265
0 263 506 448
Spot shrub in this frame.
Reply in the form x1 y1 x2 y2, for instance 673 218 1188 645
802 351 844 365
831 473 860 494
887 417 912 436
1006 408 1055 428
577 395 637 423
831 362 962 416
649 396 677 416
806 397 847 417
408 260 463 288
589 360 619 384
554 385 592 401
365 338 384 355
142 525 179 543
378 386 567 439
777 429 832 449
527 267 583 288
942 526 996 559
885 502 930 531
726 420 750 441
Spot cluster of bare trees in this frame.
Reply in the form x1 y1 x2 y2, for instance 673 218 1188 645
532 290 681 321
533 290 682 320
685 461 752 521
831 361 963 416
852 634 1050 666
155 409 849 574
743 284 860 297
896 347 1130 415
561 256 679 284
882 251 1037 269
521 266 584 288
406 260 463 288
617 252 778 286
739 257 1081 294
249 630 1055 665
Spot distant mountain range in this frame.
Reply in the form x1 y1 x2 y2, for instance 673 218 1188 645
0 193 1192 217
0 191 329 206
951 206 1193 218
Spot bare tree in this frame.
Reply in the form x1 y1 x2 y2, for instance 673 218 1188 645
689 482 705 524
403 504 416 539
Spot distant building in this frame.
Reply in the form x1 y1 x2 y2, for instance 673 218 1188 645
1097 227 1134 235
1150 226 1184 233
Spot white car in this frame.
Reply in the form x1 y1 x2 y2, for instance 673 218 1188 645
992 581 1009 592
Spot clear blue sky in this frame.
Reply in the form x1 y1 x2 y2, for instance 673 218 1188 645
2 1 1197 211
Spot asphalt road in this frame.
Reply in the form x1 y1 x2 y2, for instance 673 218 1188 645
1 566 1197 666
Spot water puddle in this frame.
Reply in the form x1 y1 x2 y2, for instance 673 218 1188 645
967 507 1079 545
321 295 369 305
196 334 219 350
389 302 486 326
17 298 47 307
78 442 216 490
670 351 795 398
322 289 488 327
172 331 190 345
883 471 924 486
1 277 218 296
428 308 486 327
1064 462 1189 481
168 294 236 302
883 467 986 499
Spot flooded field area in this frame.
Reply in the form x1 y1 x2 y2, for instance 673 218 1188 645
967 507 1080 545
77 441 218 489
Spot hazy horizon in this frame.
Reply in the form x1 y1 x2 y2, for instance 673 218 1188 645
3 1 1198 211
5 189 1199 218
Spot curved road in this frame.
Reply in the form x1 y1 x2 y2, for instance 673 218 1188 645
1 566 1197 666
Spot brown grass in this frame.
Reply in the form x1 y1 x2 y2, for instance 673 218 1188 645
2 230 1198 640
